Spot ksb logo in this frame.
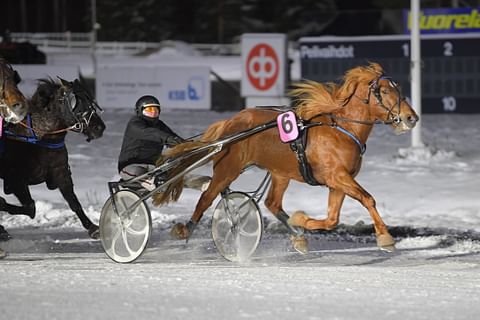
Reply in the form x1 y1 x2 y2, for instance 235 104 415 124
168 77 204 101
246 43 279 91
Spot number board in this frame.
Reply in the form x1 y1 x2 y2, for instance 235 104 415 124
299 34 480 113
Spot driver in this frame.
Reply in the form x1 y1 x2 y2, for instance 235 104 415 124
118 95 210 191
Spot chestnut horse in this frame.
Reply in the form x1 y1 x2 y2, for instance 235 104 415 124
156 63 418 253
0 58 28 123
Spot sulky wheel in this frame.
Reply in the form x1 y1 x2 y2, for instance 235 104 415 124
212 191 263 262
99 190 151 263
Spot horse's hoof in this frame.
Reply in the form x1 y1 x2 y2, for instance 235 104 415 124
380 245 396 253
288 211 308 228
88 225 100 240
0 247 6 259
377 234 396 252
290 234 308 254
170 223 189 240
0 225 11 241
26 203 36 220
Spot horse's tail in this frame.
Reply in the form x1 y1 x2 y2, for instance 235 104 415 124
152 119 230 207
200 119 229 142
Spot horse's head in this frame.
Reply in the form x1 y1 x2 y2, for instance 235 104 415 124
58 78 106 141
338 63 418 134
0 58 28 123
367 75 418 134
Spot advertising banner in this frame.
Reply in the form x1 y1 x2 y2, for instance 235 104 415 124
96 65 211 109
404 7 480 34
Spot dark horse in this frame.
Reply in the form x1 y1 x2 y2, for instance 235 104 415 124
0 77 106 239
155 63 418 253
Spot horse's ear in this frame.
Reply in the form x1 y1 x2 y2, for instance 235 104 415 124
13 70 22 84
57 76 72 89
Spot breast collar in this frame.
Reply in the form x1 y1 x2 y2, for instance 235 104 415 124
3 114 65 149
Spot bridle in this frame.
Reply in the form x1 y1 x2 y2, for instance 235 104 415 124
60 87 103 134
16 84 103 137
364 75 404 125
331 75 405 126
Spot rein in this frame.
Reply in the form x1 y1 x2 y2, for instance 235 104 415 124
17 118 78 135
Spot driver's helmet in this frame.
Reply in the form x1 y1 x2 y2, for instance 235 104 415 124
135 95 161 118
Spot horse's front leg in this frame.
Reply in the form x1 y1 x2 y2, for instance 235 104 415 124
57 180 99 240
332 172 395 251
291 172 395 252
264 174 308 254
289 187 345 231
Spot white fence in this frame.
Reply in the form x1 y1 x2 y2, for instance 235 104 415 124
10 32 240 56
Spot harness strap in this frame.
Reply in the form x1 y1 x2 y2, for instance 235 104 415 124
290 119 321 186
333 125 366 155
3 114 65 149
288 116 366 186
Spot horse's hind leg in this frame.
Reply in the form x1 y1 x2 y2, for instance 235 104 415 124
0 185 36 219
170 153 244 240
264 174 308 254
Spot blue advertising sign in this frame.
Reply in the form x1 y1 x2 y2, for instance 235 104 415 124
404 7 480 34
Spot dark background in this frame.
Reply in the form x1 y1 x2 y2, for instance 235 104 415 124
2 0 479 42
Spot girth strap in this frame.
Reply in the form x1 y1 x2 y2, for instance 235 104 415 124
290 120 321 186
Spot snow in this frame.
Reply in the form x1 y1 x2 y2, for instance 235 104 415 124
1 109 479 319
1 44 480 318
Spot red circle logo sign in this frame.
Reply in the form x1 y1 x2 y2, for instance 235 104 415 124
246 43 279 91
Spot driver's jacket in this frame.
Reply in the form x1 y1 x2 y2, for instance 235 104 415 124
118 115 183 172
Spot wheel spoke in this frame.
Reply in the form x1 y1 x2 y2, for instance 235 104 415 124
126 224 149 235
108 220 124 255
238 228 259 238
121 229 137 256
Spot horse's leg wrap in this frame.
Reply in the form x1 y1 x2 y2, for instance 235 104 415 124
276 211 308 254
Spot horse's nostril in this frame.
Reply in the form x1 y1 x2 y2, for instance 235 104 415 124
407 115 417 124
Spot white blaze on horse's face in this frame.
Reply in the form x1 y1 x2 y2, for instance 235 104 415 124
394 98 419 135
0 105 24 124
0 68 28 124
377 78 419 135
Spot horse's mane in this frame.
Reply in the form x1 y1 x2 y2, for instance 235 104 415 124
31 78 60 109
290 62 385 119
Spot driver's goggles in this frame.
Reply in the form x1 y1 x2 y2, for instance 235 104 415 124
142 106 160 117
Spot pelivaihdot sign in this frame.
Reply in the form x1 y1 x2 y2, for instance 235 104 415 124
96 65 211 109
241 33 287 97
300 34 480 113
